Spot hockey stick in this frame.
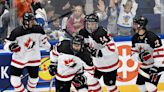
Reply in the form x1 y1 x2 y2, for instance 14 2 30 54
49 75 55 92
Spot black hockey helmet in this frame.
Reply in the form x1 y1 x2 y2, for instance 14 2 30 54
85 13 99 33
22 12 35 29
72 35 84 46
136 16 148 29
85 13 99 23
71 35 84 53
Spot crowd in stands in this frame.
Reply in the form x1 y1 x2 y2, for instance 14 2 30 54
0 0 162 43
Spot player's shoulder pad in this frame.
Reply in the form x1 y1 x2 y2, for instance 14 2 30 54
57 40 74 54
79 48 93 66
6 26 23 41
146 31 160 40
79 28 90 38
93 26 107 37
32 25 45 34
132 34 139 42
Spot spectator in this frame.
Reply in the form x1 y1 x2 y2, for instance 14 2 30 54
69 0 85 8
106 0 120 36
135 0 155 16
32 2 47 27
0 1 9 43
154 0 161 14
117 0 138 36
50 0 70 16
67 5 85 36
48 16 65 41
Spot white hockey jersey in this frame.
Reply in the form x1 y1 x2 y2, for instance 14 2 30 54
131 31 164 68
4 25 51 68
79 27 119 72
90 37 119 72
51 53 85 81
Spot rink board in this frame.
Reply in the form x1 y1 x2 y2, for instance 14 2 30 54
0 35 164 91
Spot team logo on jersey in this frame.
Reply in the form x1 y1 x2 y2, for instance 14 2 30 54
24 38 35 49
117 45 140 82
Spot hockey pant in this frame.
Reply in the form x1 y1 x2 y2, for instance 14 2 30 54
10 66 39 92
137 67 164 92
94 69 119 92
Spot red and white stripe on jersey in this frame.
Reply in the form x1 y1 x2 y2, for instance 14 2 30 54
52 50 59 56
11 59 40 68
84 66 95 76
153 48 164 58
131 47 138 53
50 48 59 63
140 62 154 69
96 60 119 72
106 42 116 52
56 73 76 81
88 81 102 92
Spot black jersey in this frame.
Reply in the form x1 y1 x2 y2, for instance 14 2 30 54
79 26 109 45
56 40 93 66
132 31 162 49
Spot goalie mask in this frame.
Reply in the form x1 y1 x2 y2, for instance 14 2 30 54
71 35 84 54
22 12 35 29
85 13 99 33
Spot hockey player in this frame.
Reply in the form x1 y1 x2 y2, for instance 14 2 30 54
79 13 119 92
4 12 51 92
49 35 95 92
131 16 164 92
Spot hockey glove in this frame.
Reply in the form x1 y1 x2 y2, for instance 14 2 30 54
72 74 87 88
87 48 102 57
139 50 151 63
49 64 57 76
9 43 21 52
150 66 159 83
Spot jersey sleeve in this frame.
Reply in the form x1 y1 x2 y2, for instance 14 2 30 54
151 34 164 67
4 28 18 52
131 35 141 63
38 27 51 50
50 46 60 64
